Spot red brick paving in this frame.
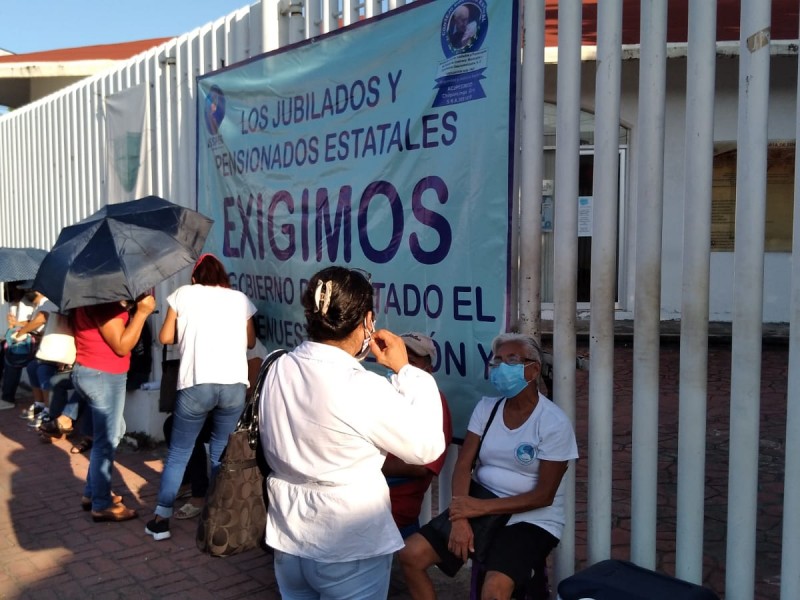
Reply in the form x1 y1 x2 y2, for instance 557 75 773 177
570 339 786 600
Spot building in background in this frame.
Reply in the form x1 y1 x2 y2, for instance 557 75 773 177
0 38 170 112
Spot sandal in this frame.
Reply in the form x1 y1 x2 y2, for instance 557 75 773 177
174 502 203 520
39 419 74 439
70 438 93 454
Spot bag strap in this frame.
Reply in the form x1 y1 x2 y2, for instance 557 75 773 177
472 397 505 471
240 348 287 450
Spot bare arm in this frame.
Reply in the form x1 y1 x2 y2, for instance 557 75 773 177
98 295 156 357
158 306 177 345
446 431 481 560
448 459 569 520
246 316 256 349
15 311 48 336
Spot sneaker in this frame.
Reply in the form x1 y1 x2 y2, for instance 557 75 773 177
0 400 15 411
20 403 44 420
145 518 171 541
27 409 48 428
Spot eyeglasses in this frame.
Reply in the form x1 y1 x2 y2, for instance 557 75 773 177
488 354 539 368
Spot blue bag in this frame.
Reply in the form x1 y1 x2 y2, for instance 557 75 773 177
4 327 37 367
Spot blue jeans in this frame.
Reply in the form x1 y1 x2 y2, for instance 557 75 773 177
274 550 393 600
72 364 127 511
26 359 57 391
49 369 82 422
154 383 246 518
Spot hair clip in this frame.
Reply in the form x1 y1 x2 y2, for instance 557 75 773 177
314 280 333 315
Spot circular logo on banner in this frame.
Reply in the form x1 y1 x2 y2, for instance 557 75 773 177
204 85 226 135
515 443 537 465
441 0 489 58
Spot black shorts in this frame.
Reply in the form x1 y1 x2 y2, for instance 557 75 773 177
418 520 559 587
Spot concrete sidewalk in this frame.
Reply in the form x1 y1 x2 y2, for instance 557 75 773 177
0 337 788 599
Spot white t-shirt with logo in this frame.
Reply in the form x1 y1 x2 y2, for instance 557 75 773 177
468 394 579 540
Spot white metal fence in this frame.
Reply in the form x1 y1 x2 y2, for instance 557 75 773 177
0 1 796 598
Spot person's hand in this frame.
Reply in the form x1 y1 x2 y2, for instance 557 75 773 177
369 329 408 373
448 518 474 561
449 495 484 521
11 329 29 343
135 293 157 317
7 313 17 327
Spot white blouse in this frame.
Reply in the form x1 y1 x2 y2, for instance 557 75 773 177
260 341 445 561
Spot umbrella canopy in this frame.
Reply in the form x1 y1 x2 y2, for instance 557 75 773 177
0 247 48 282
33 196 214 310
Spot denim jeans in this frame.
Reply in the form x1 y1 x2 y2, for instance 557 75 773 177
49 369 82 422
163 413 212 498
26 359 57 391
274 550 393 600
154 383 246 518
72 364 127 511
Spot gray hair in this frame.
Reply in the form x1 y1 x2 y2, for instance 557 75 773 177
490 332 543 364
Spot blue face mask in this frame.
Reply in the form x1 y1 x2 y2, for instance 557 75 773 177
489 362 530 397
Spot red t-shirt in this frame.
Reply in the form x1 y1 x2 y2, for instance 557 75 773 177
74 303 131 375
386 392 454 528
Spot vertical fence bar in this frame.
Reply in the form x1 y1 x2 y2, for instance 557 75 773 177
780 11 800 596
631 0 667 569
553 0 581 583
726 1 771 598
518 0 545 339
587 0 622 564
676 0 716 584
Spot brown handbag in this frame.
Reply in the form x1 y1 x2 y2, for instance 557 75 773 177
195 349 286 557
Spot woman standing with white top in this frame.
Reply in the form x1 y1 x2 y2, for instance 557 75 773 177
260 266 445 600
145 253 256 541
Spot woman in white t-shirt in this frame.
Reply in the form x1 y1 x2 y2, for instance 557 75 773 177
399 333 579 600
145 254 256 542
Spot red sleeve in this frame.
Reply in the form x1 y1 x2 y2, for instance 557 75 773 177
425 392 453 476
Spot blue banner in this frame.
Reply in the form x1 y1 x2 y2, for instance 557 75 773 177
196 0 518 437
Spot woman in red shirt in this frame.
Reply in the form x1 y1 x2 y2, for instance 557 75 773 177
72 294 155 521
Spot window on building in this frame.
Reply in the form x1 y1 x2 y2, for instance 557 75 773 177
711 142 795 252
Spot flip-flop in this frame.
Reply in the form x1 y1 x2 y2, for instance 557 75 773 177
174 502 203 520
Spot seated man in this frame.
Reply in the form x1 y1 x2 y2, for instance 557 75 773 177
382 332 453 538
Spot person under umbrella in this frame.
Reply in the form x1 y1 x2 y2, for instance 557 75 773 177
0 281 36 410
11 287 54 426
72 293 156 521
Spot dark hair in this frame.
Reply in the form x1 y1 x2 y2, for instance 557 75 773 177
302 266 373 342
191 254 230 288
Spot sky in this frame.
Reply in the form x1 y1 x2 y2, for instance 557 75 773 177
0 0 253 54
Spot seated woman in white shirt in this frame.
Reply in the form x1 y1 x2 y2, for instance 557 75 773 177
399 333 579 600
259 266 445 600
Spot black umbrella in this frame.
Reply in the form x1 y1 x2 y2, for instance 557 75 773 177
33 196 214 310
0 247 48 282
